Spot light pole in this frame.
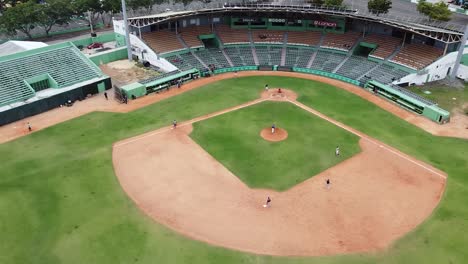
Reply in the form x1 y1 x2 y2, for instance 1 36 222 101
121 0 133 61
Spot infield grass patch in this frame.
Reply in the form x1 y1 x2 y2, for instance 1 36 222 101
190 101 360 191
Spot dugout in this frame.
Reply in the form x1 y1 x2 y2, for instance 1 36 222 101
365 81 450 123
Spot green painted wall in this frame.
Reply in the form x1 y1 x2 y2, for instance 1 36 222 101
88 47 128 66
72 33 116 47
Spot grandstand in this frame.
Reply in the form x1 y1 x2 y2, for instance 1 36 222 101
390 43 443 70
363 34 402 60
110 2 465 122
0 42 111 125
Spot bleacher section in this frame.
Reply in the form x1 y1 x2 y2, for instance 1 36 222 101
207 49 231 68
287 31 322 47
336 56 378 80
238 46 256 65
224 46 246 66
142 31 185 54
164 54 193 71
321 31 361 51
251 30 285 44
180 26 212 48
390 43 443 70
310 50 347 72
363 34 402 60
360 64 409 84
0 45 102 106
215 24 250 44
179 52 206 70
295 48 316 68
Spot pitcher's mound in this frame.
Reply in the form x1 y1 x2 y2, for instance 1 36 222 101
260 128 288 142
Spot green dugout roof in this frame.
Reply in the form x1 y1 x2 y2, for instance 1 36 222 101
143 69 199 87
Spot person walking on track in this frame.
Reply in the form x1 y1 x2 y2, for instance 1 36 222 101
27 122 32 132
263 196 272 208
326 179 331 189
172 120 177 129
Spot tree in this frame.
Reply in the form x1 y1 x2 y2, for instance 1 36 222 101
417 0 451 21
306 0 325 6
324 0 344 8
37 0 74 36
368 0 392 15
430 1 452 21
0 0 40 39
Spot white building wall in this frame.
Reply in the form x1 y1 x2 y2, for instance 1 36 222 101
396 47 468 85
113 19 178 72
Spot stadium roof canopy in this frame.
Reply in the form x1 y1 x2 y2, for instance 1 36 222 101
126 2 465 44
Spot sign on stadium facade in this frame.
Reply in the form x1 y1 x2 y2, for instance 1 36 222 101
313 21 337 27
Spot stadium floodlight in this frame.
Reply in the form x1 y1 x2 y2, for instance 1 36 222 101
121 0 133 61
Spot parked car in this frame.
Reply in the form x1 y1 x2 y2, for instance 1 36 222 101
87 42 104 49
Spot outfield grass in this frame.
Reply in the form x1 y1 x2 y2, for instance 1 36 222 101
406 83 468 112
190 101 360 191
0 76 467 263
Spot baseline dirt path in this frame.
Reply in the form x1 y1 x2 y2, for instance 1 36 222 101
1 71 466 144
113 90 446 256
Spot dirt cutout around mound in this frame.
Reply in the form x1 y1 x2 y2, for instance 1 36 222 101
1 71 466 144
113 93 446 257
260 127 288 142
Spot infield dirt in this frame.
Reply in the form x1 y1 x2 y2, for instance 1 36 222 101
112 90 446 256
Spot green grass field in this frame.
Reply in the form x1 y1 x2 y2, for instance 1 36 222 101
190 101 360 190
1 76 467 263
406 83 468 112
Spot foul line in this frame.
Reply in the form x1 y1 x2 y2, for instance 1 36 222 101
114 98 268 148
114 95 446 180
288 99 447 180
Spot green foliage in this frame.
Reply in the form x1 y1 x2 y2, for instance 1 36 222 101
191 101 360 191
128 0 166 11
0 0 39 39
324 0 344 7
37 0 74 36
368 0 392 14
306 0 325 5
417 0 452 21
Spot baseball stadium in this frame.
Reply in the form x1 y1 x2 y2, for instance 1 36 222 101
1 1 468 263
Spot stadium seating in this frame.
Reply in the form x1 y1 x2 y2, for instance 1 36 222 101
180 26 212 48
0 46 102 106
224 46 246 66
206 49 231 68
164 54 193 71
336 56 378 80
238 46 256 65
287 31 322 47
142 31 185 54
321 31 361 51
179 52 207 70
251 30 285 44
215 24 250 44
295 48 316 68
390 43 443 70
360 63 409 84
363 34 402 60
310 50 347 72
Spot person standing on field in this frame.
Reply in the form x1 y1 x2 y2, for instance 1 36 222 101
27 122 32 132
104 91 108 100
263 196 272 208
265 84 269 91
271 123 276 134
172 120 177 129
335 146 340 156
